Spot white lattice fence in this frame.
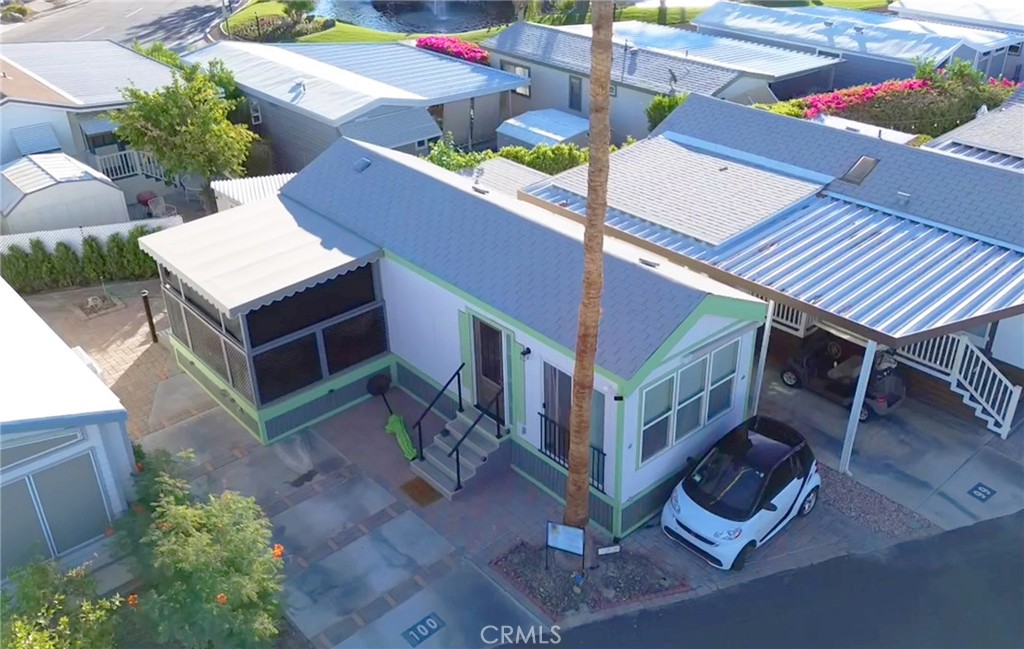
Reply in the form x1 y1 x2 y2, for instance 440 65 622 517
0 217 182 255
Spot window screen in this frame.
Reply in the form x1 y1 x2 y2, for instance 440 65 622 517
323 305 387 375
165 295 189 347
1 480 51 578
253 334 322 403
32 453 110 554
184 310 228 380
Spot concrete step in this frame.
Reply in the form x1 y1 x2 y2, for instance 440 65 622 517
424 443 477 483
432 430 488 467
445 414 501 456
410 458 461 500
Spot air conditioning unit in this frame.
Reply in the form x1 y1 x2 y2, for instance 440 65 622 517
250 100 262 126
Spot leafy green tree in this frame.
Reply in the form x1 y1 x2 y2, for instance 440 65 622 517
132 40 182 68
284 0 316 25
0 245 34 293
28 239 55 290
108 65 257 205
645 93 689 131
498 142 591 175
0 560 122 649
424 134 495 171
81 236 107 284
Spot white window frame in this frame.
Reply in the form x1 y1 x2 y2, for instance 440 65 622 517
638 339 741 467
568 75 583 112
0 429 85 472
609 84 617 97
501 60 531 97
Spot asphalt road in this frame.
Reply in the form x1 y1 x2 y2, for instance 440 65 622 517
562 511 1024 649
2 0 223 49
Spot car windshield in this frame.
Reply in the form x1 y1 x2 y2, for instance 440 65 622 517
682 447 766 521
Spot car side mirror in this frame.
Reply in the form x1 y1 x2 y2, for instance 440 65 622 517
763 502 778 512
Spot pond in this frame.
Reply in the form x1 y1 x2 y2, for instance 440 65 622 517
315 0 515 34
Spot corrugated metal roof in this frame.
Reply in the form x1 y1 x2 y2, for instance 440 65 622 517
483 21 740 97
279 138 760 379
527 184 1024 340
139 196 382 318
891 0 1024 34
10 123 62 156
652 95 1024 248
927 103 1024 171
497 109 589 147
0 279 125 428
548 135 820 245
555 21 840 80
693 1 963 64
341 106 441 149
211 173 297 206
1 153 113 215
465 158 550 196
794 5 1019 49
185 42 528 126
0 41 175 107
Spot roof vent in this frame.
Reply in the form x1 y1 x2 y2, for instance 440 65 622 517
472 185 490 195
823 20 834 27
639 258 660 269
718 166 728 172
853 25 864 33
353 158 371 173
839 155 878 185
897 191 911 205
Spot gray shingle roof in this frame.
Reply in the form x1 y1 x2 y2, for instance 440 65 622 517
549 136 820 245
340 106 441 149
467 158 550 197
483 22 740 97
280 138 757 378
928 103 1024 171
653 95 1024 248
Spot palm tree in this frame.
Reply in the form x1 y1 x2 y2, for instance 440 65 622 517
563 0 613 534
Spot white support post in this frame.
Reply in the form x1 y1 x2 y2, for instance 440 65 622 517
750 300 775 415
839 340 877 475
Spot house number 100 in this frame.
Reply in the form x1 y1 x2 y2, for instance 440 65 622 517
403 613 445 647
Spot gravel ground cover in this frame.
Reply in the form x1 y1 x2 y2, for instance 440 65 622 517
818 464 939 539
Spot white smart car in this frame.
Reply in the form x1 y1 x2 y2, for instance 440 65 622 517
661 416 821 571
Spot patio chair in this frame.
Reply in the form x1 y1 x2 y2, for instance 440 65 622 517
148 195 179 218
179 175 204 205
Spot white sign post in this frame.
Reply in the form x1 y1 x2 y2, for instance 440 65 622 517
546 521 585 573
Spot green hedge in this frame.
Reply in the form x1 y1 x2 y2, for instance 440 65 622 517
1 225 159 294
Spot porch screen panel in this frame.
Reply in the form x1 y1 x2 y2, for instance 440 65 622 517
323 304 387 375
247 266 376 347
182 282 222 326
184 310 228 380
0 480 51 578
224 344 254 404
165 294 189 347
253 334 322 403
32 454 109 554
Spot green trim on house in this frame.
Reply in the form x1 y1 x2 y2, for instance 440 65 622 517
620 509 659 539
170 337 259 420
620 295 766 396
511 437 617 507
658 321 754 369
258 354 393 420
458 310 475 401
387 252 627 386
509 465 614 538
613 398 626 539
510 340 527 430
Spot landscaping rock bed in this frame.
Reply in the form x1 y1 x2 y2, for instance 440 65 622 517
492 541 686 620
819 464 939 539
76 293 124 318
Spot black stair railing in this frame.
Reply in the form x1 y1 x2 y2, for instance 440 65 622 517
447 386 503 491
538 412 606 493
412 362 465 461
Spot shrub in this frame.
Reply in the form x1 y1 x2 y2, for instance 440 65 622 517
0 559 122 649
416 36 489 65
752 98 808 118
1 3 31 21
81 235 107 284
51 242 85 288
425 133 637 175
0 245 36 293
645 93 689 131
231 15 328 41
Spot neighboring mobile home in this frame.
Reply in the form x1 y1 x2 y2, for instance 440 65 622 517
185 42 530 172
520 95 1024 478
0 279 134 580
483 21 839 141
890 0 1024 36
139 137 767 539
693 1 1023 86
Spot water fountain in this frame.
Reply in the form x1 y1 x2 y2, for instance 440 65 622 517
319 0 513 34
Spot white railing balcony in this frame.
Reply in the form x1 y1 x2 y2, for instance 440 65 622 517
92 150 167 183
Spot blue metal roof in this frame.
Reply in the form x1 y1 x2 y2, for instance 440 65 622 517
931 141 1024 171
693 1 963 64
554 21 840 80
525 185 1024 342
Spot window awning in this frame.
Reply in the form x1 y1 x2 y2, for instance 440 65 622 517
79 118 118 137
139 196 382 318
10 124 62 156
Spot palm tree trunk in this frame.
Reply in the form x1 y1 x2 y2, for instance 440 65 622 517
563 0 613 531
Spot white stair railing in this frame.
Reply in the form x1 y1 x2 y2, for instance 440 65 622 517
137 151 167 182
897 333 1021 438
92 150 166 182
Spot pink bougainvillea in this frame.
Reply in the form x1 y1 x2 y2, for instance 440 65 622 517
803 78 932 118
415 36 489 65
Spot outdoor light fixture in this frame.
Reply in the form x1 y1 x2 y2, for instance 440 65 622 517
520 347 532 358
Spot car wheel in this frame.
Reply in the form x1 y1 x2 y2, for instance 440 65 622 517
798 487 819 517
858 405 871 422
826 341 843 360
731 543 756 571
781 369 801 388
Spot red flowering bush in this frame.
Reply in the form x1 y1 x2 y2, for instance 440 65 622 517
803 78 931 119
416 36 489 64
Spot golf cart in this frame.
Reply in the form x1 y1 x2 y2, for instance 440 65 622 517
780 328 906 422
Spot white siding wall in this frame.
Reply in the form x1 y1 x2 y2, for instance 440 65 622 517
992 315 1024 370
0 104 78 164
620 326 757 502
379 257 618 477
2 182 130 235
717 76 777 105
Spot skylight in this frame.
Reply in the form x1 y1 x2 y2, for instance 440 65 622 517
840 156 878 184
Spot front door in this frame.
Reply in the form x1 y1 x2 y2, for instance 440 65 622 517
473 317 505 423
